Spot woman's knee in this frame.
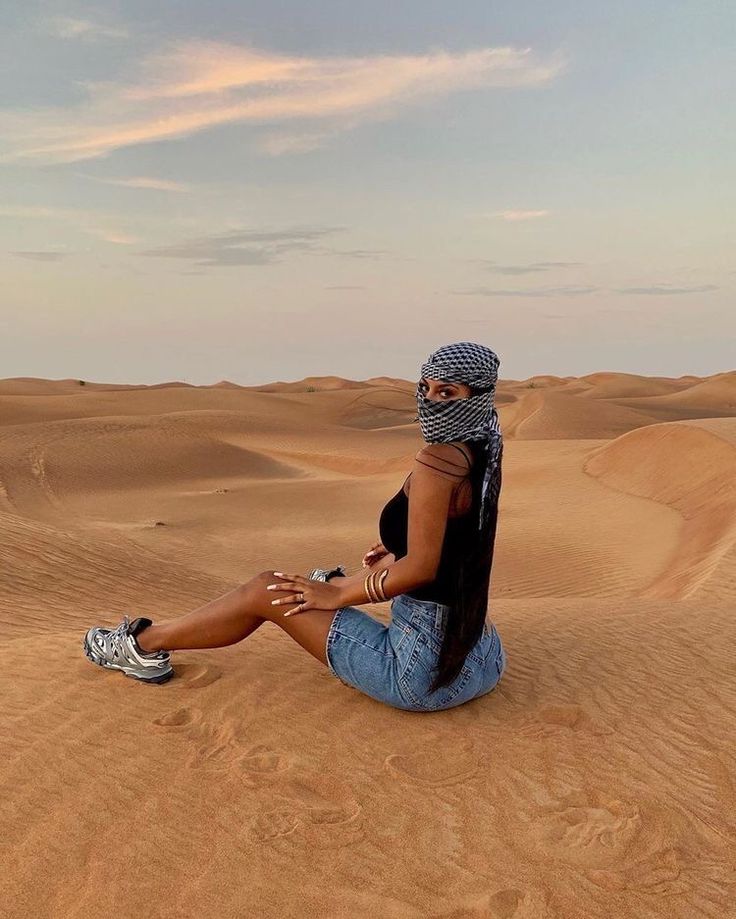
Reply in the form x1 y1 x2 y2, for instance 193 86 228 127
238 570 281 618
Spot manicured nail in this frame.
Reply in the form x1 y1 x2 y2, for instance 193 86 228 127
273 571 283 576
271 599 278 605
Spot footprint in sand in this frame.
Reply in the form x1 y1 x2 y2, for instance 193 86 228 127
151 707 290 776
585 845 689 896
384 734 482 787
152 706 199 728
534 789 642 868
187 721 290 775
521 703 613 738
174 662 222 689
247 772 363 850
433 887 549 918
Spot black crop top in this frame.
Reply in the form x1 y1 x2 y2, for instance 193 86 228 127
378 442 480 605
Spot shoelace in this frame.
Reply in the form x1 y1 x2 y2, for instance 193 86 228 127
104 615 169 662
104 616 130 653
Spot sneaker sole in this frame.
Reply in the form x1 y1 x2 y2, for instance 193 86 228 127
83 636 174 684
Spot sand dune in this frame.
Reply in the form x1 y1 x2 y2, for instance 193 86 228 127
1 370 734 918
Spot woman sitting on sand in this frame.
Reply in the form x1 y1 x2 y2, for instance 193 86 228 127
83 341 507 712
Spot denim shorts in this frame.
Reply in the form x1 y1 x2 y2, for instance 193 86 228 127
325 592 506 712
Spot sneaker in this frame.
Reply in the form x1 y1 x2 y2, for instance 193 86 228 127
307 565 347 582
83 615 174 684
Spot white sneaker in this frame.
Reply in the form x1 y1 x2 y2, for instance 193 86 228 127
83 615 173 684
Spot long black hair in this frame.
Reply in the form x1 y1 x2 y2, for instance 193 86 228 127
427 435 503 693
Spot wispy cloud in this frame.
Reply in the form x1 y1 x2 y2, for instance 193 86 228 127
43 16 129 41
613 284 718 295
481 210 550 221
136 225 349 267
329 248 388 260
454 282 719 298
10 250 69 261
94 229 139 245
453 285 599 297
0 203 138 245
477 260 583 275
80 175 190 192
0 40 566 164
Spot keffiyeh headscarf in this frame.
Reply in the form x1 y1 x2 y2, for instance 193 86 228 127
412 341 503 532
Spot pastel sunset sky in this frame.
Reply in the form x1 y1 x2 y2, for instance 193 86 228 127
1 2 733 384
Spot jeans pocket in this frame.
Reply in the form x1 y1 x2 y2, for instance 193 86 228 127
398 633 478 711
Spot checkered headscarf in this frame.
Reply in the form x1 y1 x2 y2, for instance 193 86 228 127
413 341 503 532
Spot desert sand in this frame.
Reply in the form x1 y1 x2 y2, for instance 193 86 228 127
1 370 735 918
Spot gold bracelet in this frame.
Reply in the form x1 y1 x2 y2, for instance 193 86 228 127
364 573 379 603
376 568 389 601
362 568 390 603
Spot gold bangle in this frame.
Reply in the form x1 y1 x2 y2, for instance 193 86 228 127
368 571 381 602
364 573 379 603
376 568 389 601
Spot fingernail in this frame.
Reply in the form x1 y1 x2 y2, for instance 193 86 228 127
273 571 282 576
267 585 274 590
271 599 278 605
283 611 292 617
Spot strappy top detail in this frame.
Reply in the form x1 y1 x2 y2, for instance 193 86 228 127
413 442 472 482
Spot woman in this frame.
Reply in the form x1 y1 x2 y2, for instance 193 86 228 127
83 341 507 712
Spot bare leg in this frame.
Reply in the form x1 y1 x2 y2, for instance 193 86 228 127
133 569 362 668
136 582 263 652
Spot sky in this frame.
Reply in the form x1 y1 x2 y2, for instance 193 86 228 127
1 1 733 385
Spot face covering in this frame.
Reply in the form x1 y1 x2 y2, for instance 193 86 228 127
412 341 503 532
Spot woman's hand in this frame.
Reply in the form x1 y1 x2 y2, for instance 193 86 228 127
267 572 345 617
361 541 390 568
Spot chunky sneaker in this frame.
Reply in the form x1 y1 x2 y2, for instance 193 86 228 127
83 615 173 684
307 564 347 582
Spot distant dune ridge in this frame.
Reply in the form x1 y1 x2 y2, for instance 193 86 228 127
1 369 735 917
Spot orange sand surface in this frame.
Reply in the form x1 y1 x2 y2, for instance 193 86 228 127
1 371 735 917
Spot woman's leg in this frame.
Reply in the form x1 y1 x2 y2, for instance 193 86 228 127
134 570 344 668
136 581 265 652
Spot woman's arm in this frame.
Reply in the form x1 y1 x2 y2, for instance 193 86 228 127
335 554 436 607
336 444 462 607
341 551 396 587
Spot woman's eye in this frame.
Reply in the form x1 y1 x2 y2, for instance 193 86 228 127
418 384 454 398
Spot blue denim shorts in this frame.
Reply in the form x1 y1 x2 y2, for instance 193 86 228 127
325 592 506 712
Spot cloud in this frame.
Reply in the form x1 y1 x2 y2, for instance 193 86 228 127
94 229 139 244
136 225 348 267
612 284 718 295
253 130 339 156
0 203 138 245
454 282 719 299
329 249 388 259
10 250 68 261
478 260 583 275
452 285 599 297
481 210 550 221
43 16 129 41
80 175 190 192
0 40 566 164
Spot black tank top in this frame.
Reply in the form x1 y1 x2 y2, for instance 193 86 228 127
378 442 481 605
